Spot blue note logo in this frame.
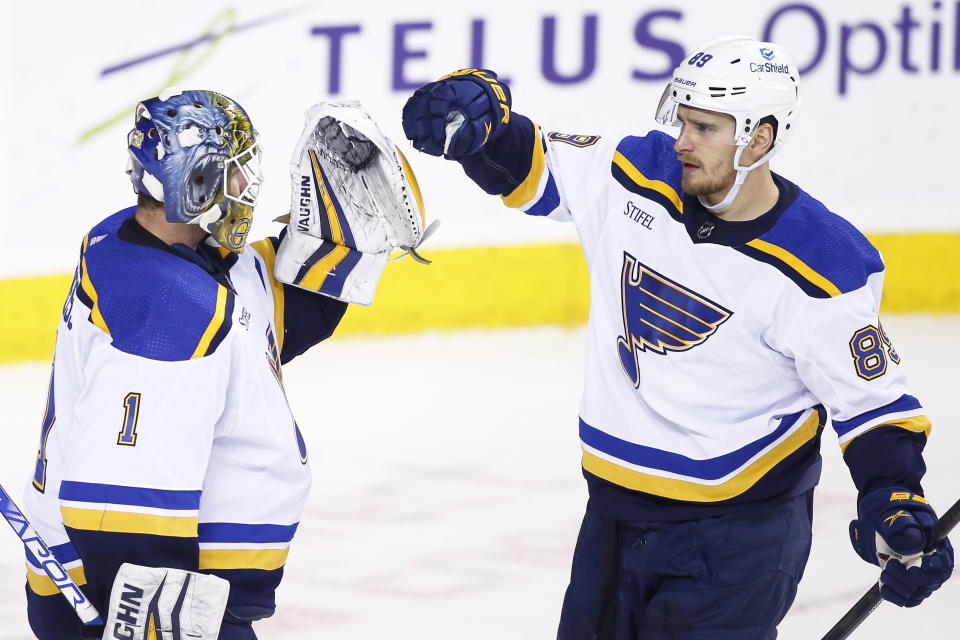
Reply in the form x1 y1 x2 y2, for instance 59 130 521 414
616 253 732 387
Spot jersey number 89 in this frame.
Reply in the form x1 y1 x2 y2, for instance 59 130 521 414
849 324 900 380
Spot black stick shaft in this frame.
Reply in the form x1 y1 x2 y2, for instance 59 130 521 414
821 497 960 640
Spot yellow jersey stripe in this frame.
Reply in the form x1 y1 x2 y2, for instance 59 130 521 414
60 507 198 538
299 244 351 291
190 285 228 359
745 239 842 297
79 255 110 335
26 564 87 596
310 149 345 246
839 415 932 452
397 147 426 227
582 411 820 502
199 547 290 571
250 239 286 353
503 124 547 209
612 152 684 214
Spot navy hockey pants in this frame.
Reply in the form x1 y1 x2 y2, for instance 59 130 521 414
557 491 814 640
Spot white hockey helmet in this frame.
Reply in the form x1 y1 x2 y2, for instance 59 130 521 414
655 35 800 211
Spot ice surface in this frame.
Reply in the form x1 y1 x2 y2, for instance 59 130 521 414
0 316 957 639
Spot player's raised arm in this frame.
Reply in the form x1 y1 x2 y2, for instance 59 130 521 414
397 36 952 639
401 68 618 225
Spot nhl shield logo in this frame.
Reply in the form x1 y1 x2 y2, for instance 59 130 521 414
617 253 732 387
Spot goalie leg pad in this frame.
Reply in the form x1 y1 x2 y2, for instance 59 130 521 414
106 563 229 640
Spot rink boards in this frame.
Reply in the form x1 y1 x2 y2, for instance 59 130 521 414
2 232 959 363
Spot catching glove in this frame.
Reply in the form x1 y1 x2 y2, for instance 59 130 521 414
275 101 437 305
401 68 511 160
850 487 954 607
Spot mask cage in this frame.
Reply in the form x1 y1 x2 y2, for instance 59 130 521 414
223 136 263 206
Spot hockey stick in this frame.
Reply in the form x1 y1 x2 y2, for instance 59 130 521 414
0 483 104 625
821 496 960 640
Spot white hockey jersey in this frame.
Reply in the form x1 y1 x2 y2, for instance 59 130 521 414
23 207 344 633
460 116 931 519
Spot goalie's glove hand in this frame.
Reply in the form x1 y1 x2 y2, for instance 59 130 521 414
849 487 954 607
401 68 511 160
276 101 437 306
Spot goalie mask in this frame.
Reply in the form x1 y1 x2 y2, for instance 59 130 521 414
655 35 799 212
126 89 263 251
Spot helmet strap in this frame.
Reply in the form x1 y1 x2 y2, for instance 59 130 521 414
698 138 781 214
191 202 224 233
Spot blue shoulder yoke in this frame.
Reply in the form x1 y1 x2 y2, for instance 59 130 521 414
76 207 234 361
736 188 884 299
611 132 684 221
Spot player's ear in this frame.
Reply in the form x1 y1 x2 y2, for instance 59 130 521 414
750 122 775 158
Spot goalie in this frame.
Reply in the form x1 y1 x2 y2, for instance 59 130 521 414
21 91 432 640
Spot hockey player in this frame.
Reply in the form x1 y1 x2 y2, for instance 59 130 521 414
401 36 954 638
23 91 430 639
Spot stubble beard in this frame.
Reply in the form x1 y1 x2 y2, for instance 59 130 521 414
681 162 737 198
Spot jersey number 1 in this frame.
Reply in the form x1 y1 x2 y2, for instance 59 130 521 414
117 393 142 446
33 385 143 492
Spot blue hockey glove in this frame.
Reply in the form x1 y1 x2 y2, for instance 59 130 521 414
401 68 511 160
849 487 954 607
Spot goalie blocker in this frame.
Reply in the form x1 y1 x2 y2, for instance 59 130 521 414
275 101 438 306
